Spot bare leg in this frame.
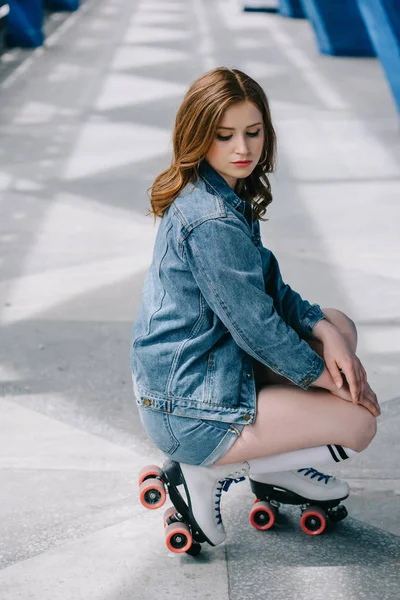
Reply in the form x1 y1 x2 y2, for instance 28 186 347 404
213 309 376 465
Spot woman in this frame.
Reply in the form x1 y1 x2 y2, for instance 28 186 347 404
131 67 380 547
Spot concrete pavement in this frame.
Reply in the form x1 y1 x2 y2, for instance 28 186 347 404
0 0 399 598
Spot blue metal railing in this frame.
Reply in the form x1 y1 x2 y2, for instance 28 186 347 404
3 0 79 49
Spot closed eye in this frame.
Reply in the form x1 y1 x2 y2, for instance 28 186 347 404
216 129 261 141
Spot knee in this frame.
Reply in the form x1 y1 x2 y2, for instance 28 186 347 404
322 308 358 351
343 315 358 349
350 410 378 452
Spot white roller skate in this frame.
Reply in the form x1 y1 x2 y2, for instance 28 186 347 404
139 459 250 555
249 467 350 536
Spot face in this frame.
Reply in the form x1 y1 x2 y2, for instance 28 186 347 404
205 101 265 191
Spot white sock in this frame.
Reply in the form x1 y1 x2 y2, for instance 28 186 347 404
247 444 358 475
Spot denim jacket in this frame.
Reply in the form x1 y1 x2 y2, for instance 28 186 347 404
130 160 325 425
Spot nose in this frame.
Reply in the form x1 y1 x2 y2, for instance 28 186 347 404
235 134 250 156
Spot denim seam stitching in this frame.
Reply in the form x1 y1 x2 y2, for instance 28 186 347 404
131 223 172 352
166 289 206 395
162 412 180 454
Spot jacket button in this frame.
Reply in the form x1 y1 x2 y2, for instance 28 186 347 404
246 373 252 379
303 378 312 386
243 413 251 421
143 398 152 406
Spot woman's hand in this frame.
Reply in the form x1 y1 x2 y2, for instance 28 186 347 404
330 379 381 417
317 324 367 407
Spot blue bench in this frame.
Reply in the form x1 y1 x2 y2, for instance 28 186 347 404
4 0 80 49
301 0 375 56
0 3 9 51
356 0 400 115
5 0 44 48
46 0 79 10
243 1 279 12
279 0 305 18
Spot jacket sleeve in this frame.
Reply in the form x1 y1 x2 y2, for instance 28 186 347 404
183 216 324 389
260 245 326 340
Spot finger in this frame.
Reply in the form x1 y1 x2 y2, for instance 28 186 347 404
359 395 379 416
369 400 380 417
344 363 359 404
357 365 366 403
365 382 379 407
371 393 381 414
328 361 344 389
361 366 368 390
356 358 367 386
364 390 381 415
361 365 368 381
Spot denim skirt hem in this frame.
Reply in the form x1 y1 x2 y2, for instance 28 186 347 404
198 426 243 466
137 406 245 467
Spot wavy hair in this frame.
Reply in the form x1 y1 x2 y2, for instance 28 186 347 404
147 67 277 222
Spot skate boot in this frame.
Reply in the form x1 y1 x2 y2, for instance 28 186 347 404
139 459 250 555
249 467 350 536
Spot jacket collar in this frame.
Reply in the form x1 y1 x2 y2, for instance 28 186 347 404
198 159 253 226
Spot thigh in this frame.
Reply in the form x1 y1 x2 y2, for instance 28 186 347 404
213 384 376 465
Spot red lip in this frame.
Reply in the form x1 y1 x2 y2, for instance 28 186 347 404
232 161 252 165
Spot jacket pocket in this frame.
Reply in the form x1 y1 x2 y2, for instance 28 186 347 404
137 405 180 455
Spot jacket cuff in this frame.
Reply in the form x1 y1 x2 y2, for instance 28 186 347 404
299 353 325 389
299 305 326 340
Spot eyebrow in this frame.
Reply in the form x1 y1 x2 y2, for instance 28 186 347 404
217 122 262 130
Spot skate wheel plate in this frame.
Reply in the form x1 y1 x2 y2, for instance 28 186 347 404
185 541 202 557
329 504 348 523
165 522 192 553
138 464 161 486
139 478 166 509
163 506 177 527
300 506 327 535
249 500 277 530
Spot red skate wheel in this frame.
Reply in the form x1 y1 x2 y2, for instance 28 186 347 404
165 522 192 553
139 478 166 509
163 506 177 527
300 506 327 536
249 500 277 530
138 464 161 486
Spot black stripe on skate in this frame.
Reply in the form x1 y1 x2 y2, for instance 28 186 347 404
327 444 340 462
334 445 349 460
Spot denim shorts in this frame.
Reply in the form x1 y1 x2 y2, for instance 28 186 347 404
137 406 245 467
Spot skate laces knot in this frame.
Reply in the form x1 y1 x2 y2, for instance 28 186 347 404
298 467 331 484
214 477 246 524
